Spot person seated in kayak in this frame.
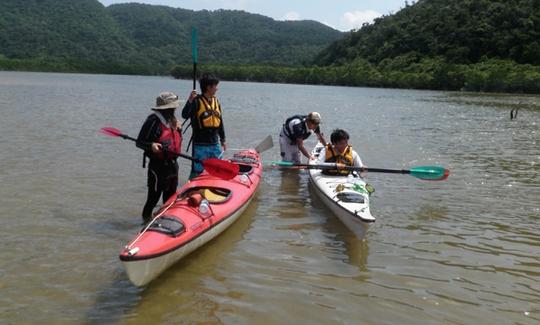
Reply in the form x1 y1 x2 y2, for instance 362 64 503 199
182 73 226 179
136 91 183 224
279 112 326 164
317 128 365 176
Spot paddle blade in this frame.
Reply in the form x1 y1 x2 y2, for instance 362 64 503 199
269 161 295 167
255 135 274 153
410 166 450 181
202 158 239 180
100 127 123 137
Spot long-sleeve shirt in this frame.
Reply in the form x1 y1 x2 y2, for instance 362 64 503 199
181 96 225 145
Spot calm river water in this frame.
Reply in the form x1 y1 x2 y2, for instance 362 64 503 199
0 71 539 324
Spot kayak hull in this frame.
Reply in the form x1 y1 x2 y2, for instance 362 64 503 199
121 196 253 287
119 149 262 286
308 143 375 238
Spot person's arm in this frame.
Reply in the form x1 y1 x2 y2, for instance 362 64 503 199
296 138 313 160
218 102 226 150
136 116 160 151
352 150 367 177
314 125 327 146
352 151 364 168
181 91 197 119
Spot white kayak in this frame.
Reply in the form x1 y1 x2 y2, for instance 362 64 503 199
308 143 375 238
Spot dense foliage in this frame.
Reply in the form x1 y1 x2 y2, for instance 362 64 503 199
307 0 540 93
0 0 342 73
171 58 540 93
2 0 539 93
315 0 540 66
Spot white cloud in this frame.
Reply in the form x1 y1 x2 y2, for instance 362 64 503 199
283 11 300 21
341 10 381 30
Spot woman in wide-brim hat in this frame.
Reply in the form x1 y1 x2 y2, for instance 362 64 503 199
136 91 183 224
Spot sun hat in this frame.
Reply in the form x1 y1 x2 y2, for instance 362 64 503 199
307 112 321 124
152 91 182 110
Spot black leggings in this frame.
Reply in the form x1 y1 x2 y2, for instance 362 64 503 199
142 160 179 221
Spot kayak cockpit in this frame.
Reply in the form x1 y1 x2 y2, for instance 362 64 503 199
180 187 232 204
237 164 254 174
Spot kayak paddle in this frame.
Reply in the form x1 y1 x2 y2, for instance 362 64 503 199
270 161 450 181
192 27 198 90
100 127 239 180
254 135 273 153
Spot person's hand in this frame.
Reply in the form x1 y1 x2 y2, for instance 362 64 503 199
309 155 316 161
151 142 162 153
188 90 197 103
360 166 367 178
221 141 227 151
336 163 346 169
318 132 326 144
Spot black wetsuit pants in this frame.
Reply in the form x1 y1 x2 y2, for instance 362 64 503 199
142 159 179 222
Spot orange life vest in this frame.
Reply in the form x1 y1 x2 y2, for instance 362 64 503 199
323 144 354 175
196 96 222 129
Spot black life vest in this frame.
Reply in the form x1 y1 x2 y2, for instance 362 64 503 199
282 115 310 142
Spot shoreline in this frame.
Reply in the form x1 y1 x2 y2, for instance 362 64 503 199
2 58 539 95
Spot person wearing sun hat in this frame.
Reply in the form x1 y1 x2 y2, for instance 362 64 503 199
136 91 183 224
279 112 326 164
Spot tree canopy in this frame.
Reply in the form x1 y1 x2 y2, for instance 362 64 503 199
315 0 540 66
0 0 343 73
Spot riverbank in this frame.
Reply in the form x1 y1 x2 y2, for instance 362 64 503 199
2 56 538 94
171 58 540 94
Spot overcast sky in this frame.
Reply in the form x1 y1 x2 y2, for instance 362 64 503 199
97 0 408 31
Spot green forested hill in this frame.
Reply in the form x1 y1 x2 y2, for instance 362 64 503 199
315 0 540 66
108 4 342 66
0 0 140 60
0 0 342 73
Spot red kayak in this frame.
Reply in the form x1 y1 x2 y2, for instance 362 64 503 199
119 149 263 286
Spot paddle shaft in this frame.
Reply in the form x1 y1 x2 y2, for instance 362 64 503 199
116 132 201 163
284 163 411 174
192 28 198 90
272 161 449 180
193 62 197 90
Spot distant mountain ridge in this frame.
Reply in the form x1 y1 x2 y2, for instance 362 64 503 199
0 0 343 72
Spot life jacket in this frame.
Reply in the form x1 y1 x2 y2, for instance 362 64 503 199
323 144 354 175
282 115 310 143
196 95 222 129
153 112 182 160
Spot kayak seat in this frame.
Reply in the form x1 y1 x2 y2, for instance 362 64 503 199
180 187 232 204
147 216 185 237
202 188 231 203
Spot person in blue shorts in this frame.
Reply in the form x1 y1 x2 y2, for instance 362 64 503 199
182 73 226 179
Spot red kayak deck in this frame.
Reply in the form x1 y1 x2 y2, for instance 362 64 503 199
119 149 262 262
